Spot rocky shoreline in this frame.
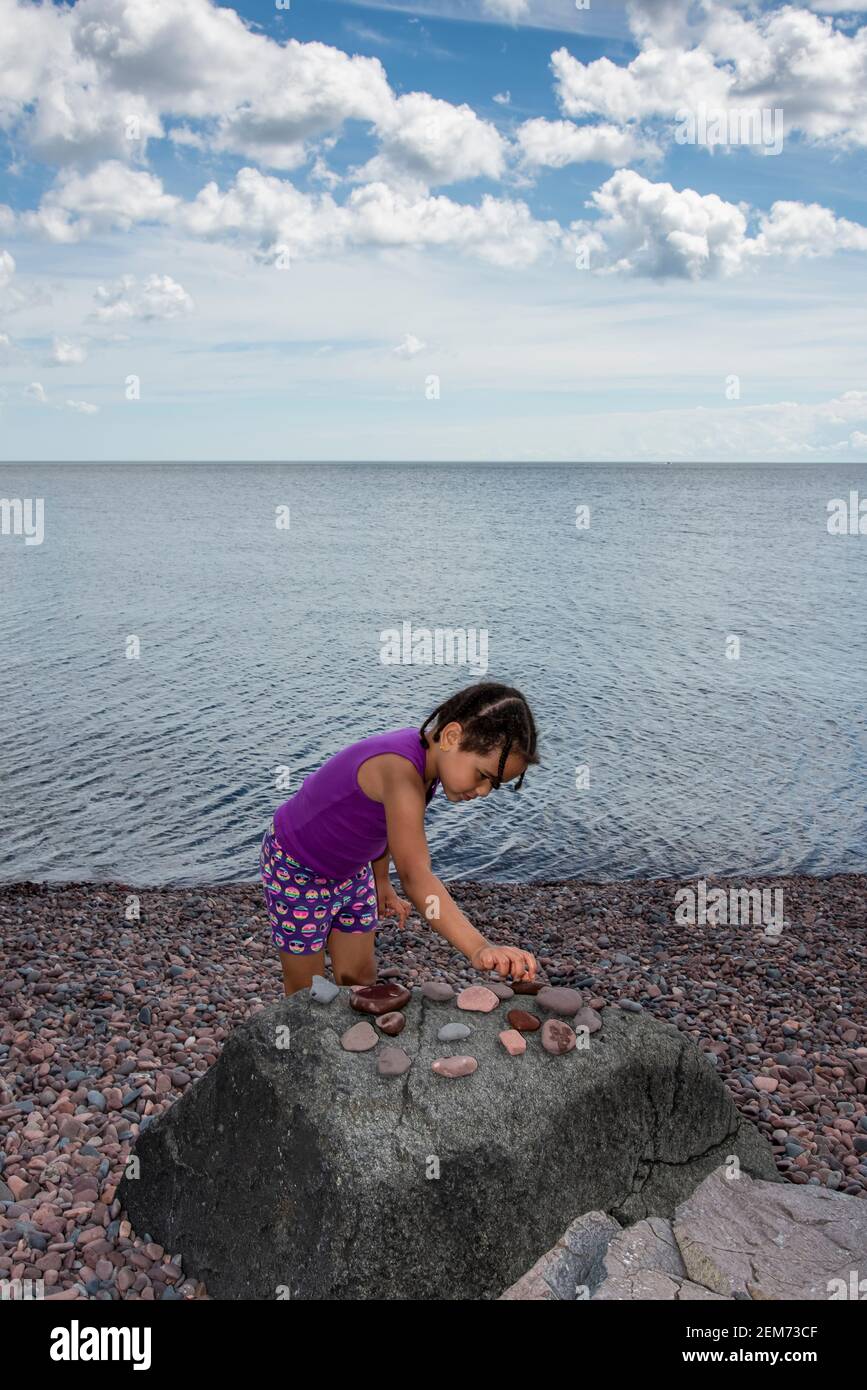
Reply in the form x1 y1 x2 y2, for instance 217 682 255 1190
1 871 865 1300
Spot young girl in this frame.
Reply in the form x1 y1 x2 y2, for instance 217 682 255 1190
259 681 540 997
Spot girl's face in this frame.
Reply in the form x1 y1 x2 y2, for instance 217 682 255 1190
435 721 528 802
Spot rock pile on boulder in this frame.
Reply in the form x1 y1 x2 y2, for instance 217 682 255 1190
117 977 782 1299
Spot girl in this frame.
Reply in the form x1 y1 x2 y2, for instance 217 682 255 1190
259 681 540 997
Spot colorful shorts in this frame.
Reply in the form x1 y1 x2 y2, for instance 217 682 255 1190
259 819 379 955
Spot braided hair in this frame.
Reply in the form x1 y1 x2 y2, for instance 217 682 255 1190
419 681 540 791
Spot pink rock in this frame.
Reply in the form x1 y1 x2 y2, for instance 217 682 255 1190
536 986 582 1015
753 1075 779 1092
432 1055 478 1078
340 1021 379 1052
541 1018 576 1055
456 986 499 1013
499 1029 527 1056
573 1006 603 1034
377 1047 411 1076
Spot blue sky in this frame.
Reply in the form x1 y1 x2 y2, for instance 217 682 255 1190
2 0 867 461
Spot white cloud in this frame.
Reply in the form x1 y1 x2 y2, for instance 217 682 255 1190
482 0 530 21
48 336 88 365
493 91 511 106
22 163 179 242
92 273 195 321
0 332 17 365
516 117 660 168
556 1 867 152
0 0 393 170
65 398 99 414
177 165 562 267
26 382 47 403
570 169 867 279
355 92 507 189
0 249 15 288
393 332 427 357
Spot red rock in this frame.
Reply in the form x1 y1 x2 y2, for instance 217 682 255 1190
512 980 543 995
376 1011 406 1036
456 986 499 1012
432 1055 478 1078
506 1009 540 1033
350 983 411 1015
499 1030 527 1056
753 1076 779 1092
541 1019 576 1055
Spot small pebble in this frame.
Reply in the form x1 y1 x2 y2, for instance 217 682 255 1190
438 1022 472 1042
421 981 455 1002
506 1009 540 1032
499 1029 527 1056
378 1047 411 1076
340 1022 378 1052
456 986 499 1013
541 1019 576 1055
376 1011 405 1036
310 975 340 1004
432 1056 478 1078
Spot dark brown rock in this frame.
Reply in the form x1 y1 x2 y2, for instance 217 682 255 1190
350 983 412 1015
507 1008 541 1033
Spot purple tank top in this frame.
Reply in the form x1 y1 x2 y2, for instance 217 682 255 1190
273 726 438 878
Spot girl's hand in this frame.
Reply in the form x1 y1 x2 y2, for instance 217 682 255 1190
470 943 537 982
376 882 412 930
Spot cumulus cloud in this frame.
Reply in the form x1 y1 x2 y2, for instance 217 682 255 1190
516 117 661 168
65 399 99 414
393 333 427 358
570 169 867 279
355 92 507 189
48 336 88 365
92 273 195 321
26 382 47 403
493 91 511 106
21 163 179 242
177 165 562 267
559 1 867 150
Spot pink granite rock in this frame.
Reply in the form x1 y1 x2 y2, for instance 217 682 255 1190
541 1018 576 1055
340 1021 379 1052
456 986 500 1013
432 1055 478 1078
376 1011 406 1036
536 986 582 1015
378 1047 412 1076
499 1029 527 1056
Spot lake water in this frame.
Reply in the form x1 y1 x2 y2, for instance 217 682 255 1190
1 462 865 886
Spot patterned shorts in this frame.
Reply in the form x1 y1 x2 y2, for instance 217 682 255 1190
259 819 379 955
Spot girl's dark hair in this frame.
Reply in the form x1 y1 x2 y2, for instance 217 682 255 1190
419 681 540 791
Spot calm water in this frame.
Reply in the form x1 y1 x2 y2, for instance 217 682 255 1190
1 463 865 886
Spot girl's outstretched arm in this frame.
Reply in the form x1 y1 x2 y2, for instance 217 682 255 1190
379 758 536 981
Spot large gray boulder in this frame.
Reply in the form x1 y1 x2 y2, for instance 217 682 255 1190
117 988 781 1300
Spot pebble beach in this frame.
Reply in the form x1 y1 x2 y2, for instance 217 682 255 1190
1 872 865 1301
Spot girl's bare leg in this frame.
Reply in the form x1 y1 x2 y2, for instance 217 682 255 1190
327 929 377 987
278 947 325 997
